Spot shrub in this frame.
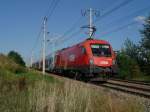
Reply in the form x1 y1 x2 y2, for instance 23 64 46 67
117 53 142 79
8 51 25 67
0 54 26 74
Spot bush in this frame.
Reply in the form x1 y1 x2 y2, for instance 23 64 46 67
8 51 25 67
117 53 142 79
0 54 26 74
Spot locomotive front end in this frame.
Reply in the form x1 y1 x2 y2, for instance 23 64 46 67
86 40 117 76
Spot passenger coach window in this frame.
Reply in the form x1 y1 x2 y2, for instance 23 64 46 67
91 44 111 57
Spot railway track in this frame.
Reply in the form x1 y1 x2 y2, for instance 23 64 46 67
45 71 150 98
96 79 150 98
109 78 150 86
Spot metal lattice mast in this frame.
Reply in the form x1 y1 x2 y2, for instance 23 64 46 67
81 8 99 38
42 17 47 75
89 8 93 38
30 52 33 68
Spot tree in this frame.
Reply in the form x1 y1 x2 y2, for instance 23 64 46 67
116 38 142 79
117 50 141 79
8 51 25 67
141 16 150 50
123 38 138 59
123 38 145 68
117 15 150 78
140 15 150 75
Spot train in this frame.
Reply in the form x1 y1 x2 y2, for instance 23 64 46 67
32 38 118 80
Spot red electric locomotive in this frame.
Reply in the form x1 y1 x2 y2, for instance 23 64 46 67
44 38 117 79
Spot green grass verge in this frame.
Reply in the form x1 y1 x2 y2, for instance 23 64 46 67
0 54 147 112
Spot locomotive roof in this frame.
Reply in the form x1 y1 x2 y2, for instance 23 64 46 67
56 38 110 52
84 38 109 44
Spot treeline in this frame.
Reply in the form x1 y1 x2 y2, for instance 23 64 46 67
7 51 25 67
117 15 150 80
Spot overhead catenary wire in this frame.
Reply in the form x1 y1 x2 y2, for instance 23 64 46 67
55 29 83 52
42 0 61 74
46 27 84 54
58 0 136 45
94 0 135 23
56 0 127 43
31 0 134 50
100 6 150 32
31 0 140 66
44 0 56 16
59 28 83 44
48 28 83 51
55 16 84 43
30 22 43 56
48 0 135 46
46 0 61 19
100 21 138 37
30 0 61 65
45 16 84 50
31 0 59 52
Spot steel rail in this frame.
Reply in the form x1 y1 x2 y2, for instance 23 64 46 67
38 70 150 99
97 79 150 98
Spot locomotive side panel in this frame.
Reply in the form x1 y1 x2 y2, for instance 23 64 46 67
55 44 89 72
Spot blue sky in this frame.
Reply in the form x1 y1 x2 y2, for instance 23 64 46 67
0 0 150 64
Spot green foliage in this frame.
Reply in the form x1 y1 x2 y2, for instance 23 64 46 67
117 15 150 79
8 51 25 67
0 54 146 112
0 54 26 74
117 52 141 79
0 68 145 112
123 38 139 59
139 15 150 75
0 65 55 112
140 16 150 50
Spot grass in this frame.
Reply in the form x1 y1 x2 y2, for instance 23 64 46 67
0 54 147 112
132 75 150 82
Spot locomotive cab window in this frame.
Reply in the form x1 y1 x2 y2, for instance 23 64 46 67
91 44 111 57
81 46 86 55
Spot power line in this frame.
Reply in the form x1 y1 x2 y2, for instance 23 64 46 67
58 0 125 42
30 0 56 54
57 0 128 43
42 0 60 74
45 16 84 49
29 24 42 66
57 16 83 42
46 28 83 53
47 0 61 19
81 8 99 38
100 6 150 31
30 0 60 65
94 0 135 23
45 0 55 15
53 28 82 45
59 0 133 43
62 29 83 43
100 21 138 37
30 23 43 54
56 29 83 51
101 0 120 11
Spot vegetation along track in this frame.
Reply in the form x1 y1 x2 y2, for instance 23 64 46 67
46 71 150 98
96 79 150 98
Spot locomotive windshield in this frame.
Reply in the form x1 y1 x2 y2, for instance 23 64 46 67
91 44 111 57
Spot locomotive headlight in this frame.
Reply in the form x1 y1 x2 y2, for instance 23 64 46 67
89 59 94 65
113 60 116 65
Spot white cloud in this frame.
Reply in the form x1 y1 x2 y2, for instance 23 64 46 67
134 16 146 24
